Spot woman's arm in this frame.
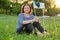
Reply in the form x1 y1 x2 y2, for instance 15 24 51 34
22 20 33 24
22 17 40 24
22 15 36 24
18 14 40 25
18 14 36 25
34 17 40 22
31 15 40 22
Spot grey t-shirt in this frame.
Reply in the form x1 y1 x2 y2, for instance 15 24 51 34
16 13 35 29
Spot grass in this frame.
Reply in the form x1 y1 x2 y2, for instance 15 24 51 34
0 14 60 40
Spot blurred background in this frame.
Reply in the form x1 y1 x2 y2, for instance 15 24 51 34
0 0 60 16
0 0 60 40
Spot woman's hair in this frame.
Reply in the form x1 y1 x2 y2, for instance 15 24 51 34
21 4 33 14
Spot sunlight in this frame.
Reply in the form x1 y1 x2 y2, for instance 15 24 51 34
28 1 34 4
55 0 60 8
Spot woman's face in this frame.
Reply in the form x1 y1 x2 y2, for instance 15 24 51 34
23 6 30 14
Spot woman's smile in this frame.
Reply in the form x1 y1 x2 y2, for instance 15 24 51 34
24 6 30 13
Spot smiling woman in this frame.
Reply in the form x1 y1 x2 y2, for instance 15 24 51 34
16 4 47 35
55 0 60 8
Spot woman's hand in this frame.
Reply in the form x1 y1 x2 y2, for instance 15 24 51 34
35 17 40 20
32 17 40 22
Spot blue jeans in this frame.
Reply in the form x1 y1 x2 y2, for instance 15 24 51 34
16 22 44 34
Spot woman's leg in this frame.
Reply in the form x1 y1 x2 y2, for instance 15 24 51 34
33 22 45 33
16 23 37 34
25 23 37 34
16 25 25 34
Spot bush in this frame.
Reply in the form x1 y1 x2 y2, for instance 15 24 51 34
47 8 60 16
10 3 21 15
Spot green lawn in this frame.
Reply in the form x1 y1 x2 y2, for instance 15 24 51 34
0 14 60 40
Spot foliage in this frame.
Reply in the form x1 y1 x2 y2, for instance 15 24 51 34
10 3 21 15
0 0 11 8
47 8 60 16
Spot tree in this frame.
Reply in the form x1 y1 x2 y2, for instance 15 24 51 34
10 3 21 15
0 0 11 15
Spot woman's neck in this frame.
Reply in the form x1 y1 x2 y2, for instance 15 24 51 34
24 13 29 15
24 13 30 17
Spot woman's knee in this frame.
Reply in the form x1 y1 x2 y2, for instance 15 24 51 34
16 26 23 34
33 22 40 26
16 28 21 34
27 23 34 32
33 22 40 24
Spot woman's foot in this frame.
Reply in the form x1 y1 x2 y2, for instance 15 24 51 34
37 32 43 36
43 29 49 35
43 31 49 35
37 31 49 36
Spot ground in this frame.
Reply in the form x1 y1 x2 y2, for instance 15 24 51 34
0 14 60 40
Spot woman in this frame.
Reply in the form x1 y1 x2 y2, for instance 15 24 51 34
16 4 47 35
